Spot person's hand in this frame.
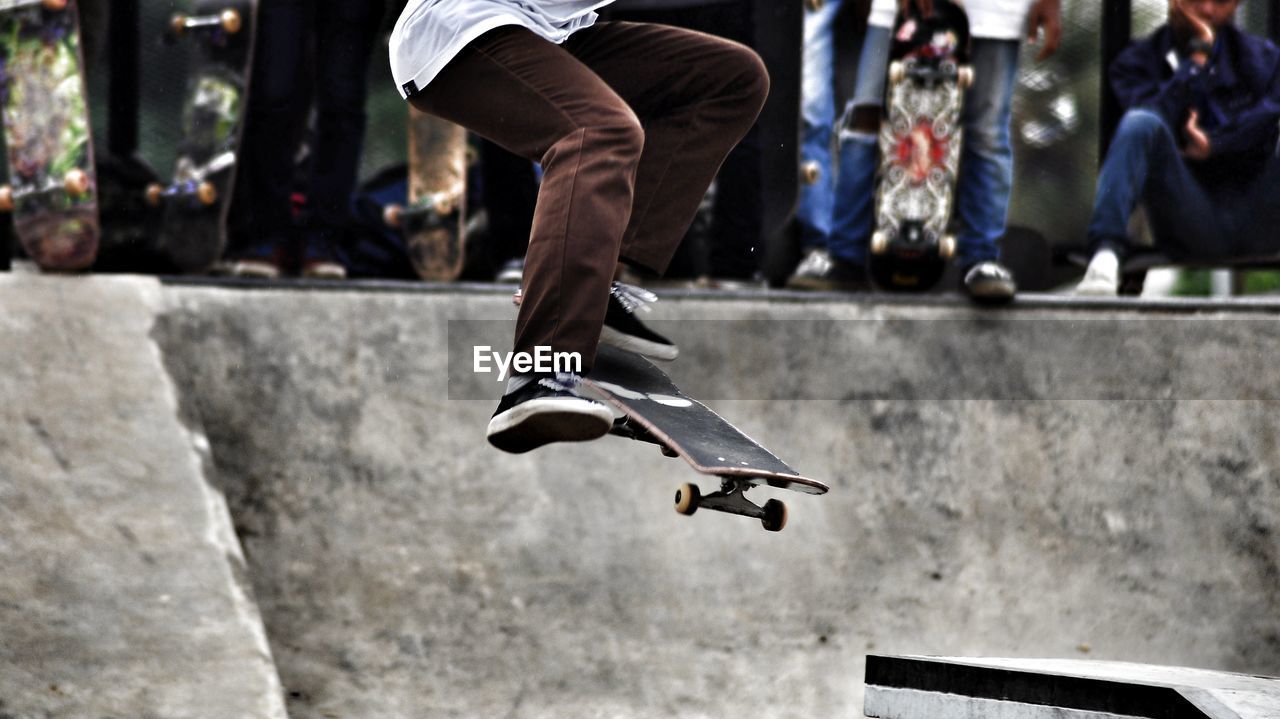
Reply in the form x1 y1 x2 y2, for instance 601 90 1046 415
1026 0 1062 61
1170 0 1214 63
899 0 934 18
1183 110 1212 160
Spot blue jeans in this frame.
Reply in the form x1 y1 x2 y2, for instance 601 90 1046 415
829 35 1021 267
795 0 843 249
1088 109 1280 260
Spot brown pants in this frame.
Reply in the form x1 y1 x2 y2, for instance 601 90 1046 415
409 21 769 370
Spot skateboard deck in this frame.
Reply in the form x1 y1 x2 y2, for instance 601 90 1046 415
581 344 828 532
0 0 98 271
869 0 971 292
384 107 465 281
147 0 255 273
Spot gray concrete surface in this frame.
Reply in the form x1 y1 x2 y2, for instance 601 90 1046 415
0 276 286 719
2 273 1279 718
865 655 1280 719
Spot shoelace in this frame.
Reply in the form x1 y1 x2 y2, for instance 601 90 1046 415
610 281 659 315
538 372 584 393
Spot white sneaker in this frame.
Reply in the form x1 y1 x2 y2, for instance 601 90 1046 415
1075 250 1119 297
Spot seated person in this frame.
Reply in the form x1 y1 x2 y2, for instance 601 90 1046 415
1077 0 1280 295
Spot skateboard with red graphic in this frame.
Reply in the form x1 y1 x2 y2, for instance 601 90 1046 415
869 0 972 291
0 0 99 271
582 344 828 532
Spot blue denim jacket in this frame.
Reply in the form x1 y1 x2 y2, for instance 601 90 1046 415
1110 24 1280 177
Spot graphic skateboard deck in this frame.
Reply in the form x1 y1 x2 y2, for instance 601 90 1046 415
384 107 465 281
869 0 971 292
582 345 828 532
147 0 255 273
0 0 98 271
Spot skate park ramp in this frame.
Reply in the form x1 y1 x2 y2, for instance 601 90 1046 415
865 655 1280 719
1 273 1279 718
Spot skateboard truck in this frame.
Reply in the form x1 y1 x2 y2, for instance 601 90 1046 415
675 480 788 533
0 170 92 213
170 9 242 38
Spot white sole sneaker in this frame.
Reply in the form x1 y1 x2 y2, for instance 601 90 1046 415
486 397 614 454
1075 271 1119 297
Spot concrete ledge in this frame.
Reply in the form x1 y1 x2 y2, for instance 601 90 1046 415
0 275 286 718
865 655 1280 719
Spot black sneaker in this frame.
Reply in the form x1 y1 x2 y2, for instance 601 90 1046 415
487 372 614 454
786 248 872 292
962 261 1016 304
600 282 679 361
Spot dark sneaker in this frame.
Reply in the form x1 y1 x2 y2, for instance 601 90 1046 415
600 282 679 361
786 248 871 292
487 372 614 454
963 261 1017 303
301 231 347 280
226 239 287 279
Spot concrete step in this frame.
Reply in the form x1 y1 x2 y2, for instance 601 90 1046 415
865 655 1280 719
0 275 287 718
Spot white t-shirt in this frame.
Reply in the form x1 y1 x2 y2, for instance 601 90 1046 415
869 0 1034 41
390 0 616 98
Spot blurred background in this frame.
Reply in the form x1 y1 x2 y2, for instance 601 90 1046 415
66 0 1280 293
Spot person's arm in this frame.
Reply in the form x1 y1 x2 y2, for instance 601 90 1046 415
1206 61 1280 156
1109 36 1209 127
1025 0 1062 62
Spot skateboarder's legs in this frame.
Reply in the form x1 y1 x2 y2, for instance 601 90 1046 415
409 22 767 369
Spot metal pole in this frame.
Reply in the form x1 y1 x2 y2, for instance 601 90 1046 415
1100 0 1132 161
107 0 139 157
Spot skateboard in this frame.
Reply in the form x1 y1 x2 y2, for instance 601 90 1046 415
868 0 972 292
0 0 98 271
383 107 465 281
582 345 829 532
146 0 255 273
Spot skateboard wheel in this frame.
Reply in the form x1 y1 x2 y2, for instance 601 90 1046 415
170 14 188 36
42 0 68 10
145 183 164 207
939 234 957 260
889 61 906 85
197 182 218 206
957 66 975 89
674 483 700 516
511 288 523 307
0 186 13 213
762 499 788 533
383 204 403 228
64 169 90 197
870 231 889 255
800 161 821 186
221 9 242 34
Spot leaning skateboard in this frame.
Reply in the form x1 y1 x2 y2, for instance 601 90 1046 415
146 0 255 273
868 0 972 292
582 345 829 532
384 107 465 281
0 0 98 271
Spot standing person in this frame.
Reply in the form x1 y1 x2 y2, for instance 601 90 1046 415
227 0 386 279
604 0 766 286
788 0 1061 302
1075 0 1280 295
389 1 769 452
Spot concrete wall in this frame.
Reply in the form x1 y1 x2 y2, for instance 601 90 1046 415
2 274 1278 718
